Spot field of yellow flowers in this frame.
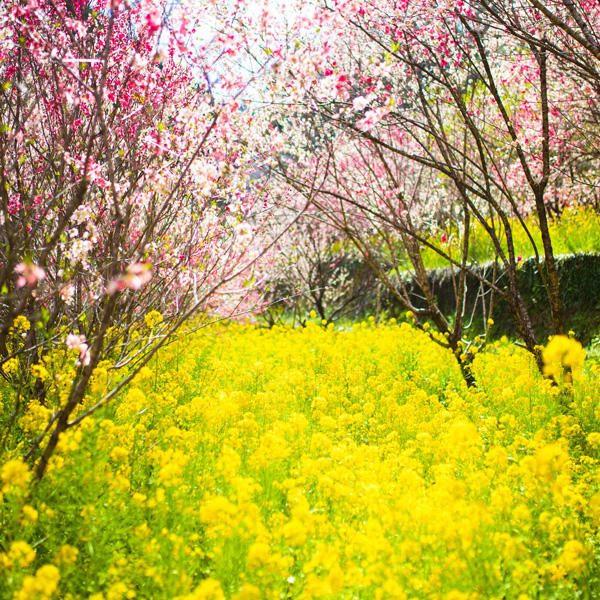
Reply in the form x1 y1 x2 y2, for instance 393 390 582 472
1 319 600 599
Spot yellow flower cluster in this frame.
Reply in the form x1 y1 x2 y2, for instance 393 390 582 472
31 363 50 381
12 315 31 332
15 564 60 600
542 335 586 383
1 458 31 493
1 319 598 599
144 310 164 329
1 541 36 569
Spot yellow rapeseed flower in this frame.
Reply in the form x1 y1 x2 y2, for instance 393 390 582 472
56 544 79 567
1 458 31 492
31 363 50 380
13 315 31 331
2 540 36 569
178 578 225 600
559 540 587 576
232 584 261 600
144 310 163 329
21 504 39 524
542 335 585 382
3 357 19 375
15 564 60 600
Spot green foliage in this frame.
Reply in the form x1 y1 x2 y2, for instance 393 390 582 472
414 206 600 270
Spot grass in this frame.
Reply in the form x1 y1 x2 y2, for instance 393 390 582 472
403 205 600 270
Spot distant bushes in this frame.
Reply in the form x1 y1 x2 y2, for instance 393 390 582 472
262 208 600 345
263 251 600 344
384 253 600 344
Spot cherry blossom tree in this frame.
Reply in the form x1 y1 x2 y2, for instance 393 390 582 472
474 1 600 210
260 204 377 325
0 0 281 477
257 0 600 379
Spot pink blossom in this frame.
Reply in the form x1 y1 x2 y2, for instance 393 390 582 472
145 11 162 35
352 96 370 111
85 160 109 188
15 262 45 288
66 334 90 367
66 333 86 349
78 346 91 367
60 284 75 305
106 262 152 294
8 194 21 215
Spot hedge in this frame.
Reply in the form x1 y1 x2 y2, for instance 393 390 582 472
382 253 600 344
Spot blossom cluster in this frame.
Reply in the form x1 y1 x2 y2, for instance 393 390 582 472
1 319 599 598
